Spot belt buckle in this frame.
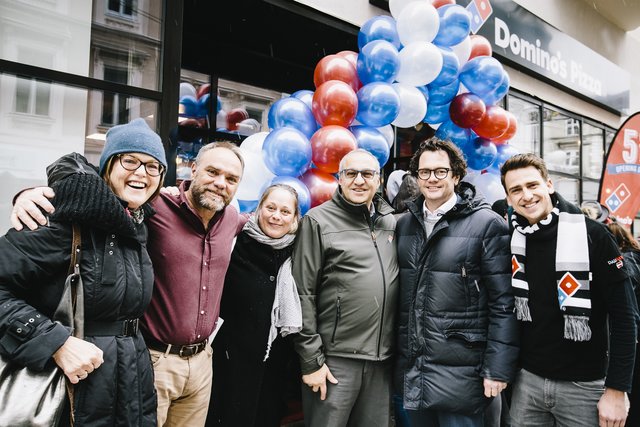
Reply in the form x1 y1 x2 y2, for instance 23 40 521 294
123 319 139 336
179 345 193 358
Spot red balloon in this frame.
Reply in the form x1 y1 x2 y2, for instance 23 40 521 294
336 50 358 70
449 93 486 129
469 35 492 60
299 169 338 208
196 83 211 99
431 0 456 8
314 55 360 92
312 80 358 127
311 126 358 174
472 105 510 139
491 111 518 144
226 108 249 131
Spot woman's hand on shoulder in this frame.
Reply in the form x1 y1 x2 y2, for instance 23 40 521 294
52 336 104 384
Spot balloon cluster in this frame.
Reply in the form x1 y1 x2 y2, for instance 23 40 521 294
204 0 522 211
178 82 260 136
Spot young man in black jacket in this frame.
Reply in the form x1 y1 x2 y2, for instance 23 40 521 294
501 153 637 426
395 137 519 426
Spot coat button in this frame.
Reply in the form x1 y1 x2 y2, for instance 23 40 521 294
269 276 275 282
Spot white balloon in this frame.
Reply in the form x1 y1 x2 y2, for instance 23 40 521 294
397 2 440 45
389 0 428 19
235 148 276 201
392 83 428 128
179 82 197 99
396 42 443 86
237 118 261 136
451 36 472 67
457 82 469 95
216 110 227 130
429 122 441 130
378 125 395 148
239 131 269 154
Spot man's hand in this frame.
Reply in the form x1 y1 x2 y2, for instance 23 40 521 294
11 187 55 231
483 378 507 398
597 387 629 427
302 363 338 401
52 336 104 384
160 186 180 197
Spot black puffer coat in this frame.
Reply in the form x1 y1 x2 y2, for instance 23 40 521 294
0 154 156 426
395 182 519 415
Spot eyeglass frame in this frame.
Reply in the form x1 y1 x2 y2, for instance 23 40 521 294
416 168 451 181
339 169 380 181
117 154 165 177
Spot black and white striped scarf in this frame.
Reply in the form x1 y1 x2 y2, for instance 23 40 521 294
511 194 592 342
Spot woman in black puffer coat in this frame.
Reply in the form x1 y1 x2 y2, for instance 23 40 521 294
0 118 165 426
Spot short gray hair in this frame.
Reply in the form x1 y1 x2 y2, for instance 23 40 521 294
195 141 245 171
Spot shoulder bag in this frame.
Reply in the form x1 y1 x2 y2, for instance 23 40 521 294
0 223 84 427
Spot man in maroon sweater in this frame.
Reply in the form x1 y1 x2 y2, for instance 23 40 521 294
11 141 247 426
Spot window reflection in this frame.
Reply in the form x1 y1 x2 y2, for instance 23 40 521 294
582 123 604 179
543 108 580 176
506 95 539 154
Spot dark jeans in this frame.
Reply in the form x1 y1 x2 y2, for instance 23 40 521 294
406 409 484 427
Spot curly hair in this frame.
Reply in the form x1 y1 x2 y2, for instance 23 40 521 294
408 137 467 182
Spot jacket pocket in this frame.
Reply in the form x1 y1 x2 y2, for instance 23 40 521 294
445 330 487 349
331 297 341 343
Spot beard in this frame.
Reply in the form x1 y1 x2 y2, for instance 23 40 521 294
190 180 228 212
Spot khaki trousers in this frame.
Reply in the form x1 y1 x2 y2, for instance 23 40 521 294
149 344 213 427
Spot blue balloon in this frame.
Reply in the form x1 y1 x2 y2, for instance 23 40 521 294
237 199 259 213
179 95 199 118
269 176 312 216
435 119 472 147
262 128 312 177
480 71 510 106
433 5 472 47
356 82 401 127
291 90 314 110
351 126 391 167
459 137 498 171
268 97 317 139
217 96 222 113
358 16 401 50
488 143 520 174
459 57 504 97
196 94 210 119
357 40 400 84
430 47 460 87
424 101 451 125
428 78 460 105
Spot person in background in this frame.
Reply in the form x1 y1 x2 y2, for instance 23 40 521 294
209 184 302 427
386 169 407 205
292 149 398 427
607 220 640 427
501 153 637 427
0 118 166 425
11 140 247 427
395 137 518 427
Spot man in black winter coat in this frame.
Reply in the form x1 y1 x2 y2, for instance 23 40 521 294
501 153 637 427
395 137 519 426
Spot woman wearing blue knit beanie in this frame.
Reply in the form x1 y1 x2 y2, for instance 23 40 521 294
0 118 166 425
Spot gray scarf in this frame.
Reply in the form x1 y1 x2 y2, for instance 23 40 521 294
243 216 302 360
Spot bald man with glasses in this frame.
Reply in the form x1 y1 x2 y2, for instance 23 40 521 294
291 149 399 427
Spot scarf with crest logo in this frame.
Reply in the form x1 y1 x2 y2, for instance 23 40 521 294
510 193 592 342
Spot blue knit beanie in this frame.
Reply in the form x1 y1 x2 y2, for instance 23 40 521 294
99 118 167 176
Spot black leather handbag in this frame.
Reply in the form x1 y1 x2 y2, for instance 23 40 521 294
0 224 84 427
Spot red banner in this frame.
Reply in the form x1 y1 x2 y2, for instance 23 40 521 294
599 112 640 228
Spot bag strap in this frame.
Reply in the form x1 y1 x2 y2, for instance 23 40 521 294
66 223 83 426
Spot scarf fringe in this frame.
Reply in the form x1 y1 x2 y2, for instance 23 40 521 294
563 315 592 342
514 296 532 322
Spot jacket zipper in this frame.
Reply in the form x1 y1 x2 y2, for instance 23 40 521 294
371 225 387 360
331 297 341 343
461 265 470 307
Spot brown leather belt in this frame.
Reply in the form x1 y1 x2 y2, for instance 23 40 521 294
146 337 208 358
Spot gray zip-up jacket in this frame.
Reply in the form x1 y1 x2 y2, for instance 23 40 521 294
291 190 399 374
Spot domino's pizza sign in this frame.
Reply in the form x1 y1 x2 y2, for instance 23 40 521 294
599 112 640 227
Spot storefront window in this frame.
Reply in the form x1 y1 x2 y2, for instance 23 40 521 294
543 108 580 177
0 1 163 90
582 123 604 180
0 73 158 233
507 95 540 155
550 173 579 204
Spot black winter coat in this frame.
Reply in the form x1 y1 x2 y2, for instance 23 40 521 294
209 232 298 427
0 154 156 426
395 183 519 415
